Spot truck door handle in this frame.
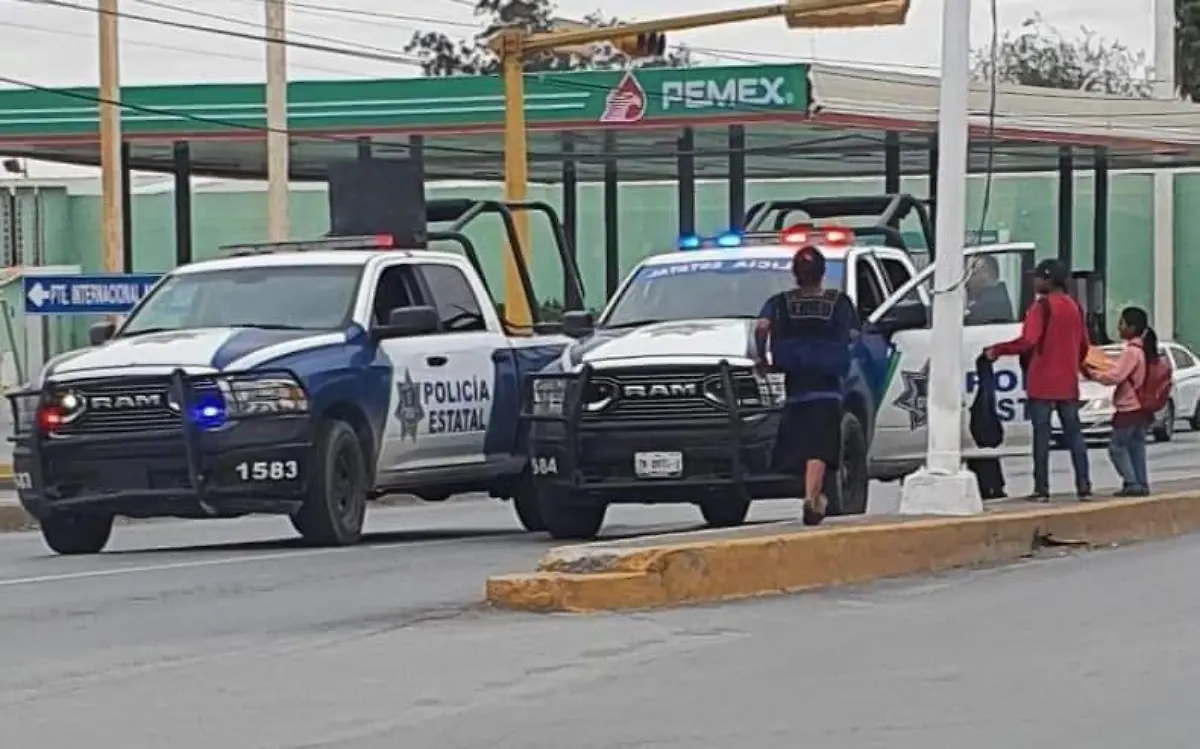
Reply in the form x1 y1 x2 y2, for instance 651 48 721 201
426 355 448 367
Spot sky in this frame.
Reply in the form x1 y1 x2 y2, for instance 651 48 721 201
0 0 1164 178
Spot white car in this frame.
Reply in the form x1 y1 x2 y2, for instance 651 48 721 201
1057 340 1200 443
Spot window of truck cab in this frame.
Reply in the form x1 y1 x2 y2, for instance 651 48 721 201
119 264 362 335
600 256 846 328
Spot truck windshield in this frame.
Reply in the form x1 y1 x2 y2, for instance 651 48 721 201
602 257 845 328
120 265 361 335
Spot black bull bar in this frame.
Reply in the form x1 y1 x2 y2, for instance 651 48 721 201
520 360 791 495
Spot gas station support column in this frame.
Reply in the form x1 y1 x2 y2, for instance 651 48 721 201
561 132 580 308
603 131 620 299
1057 146 1073 267
120 142 134 272
927 133 938 236
728 125 746 230
172 141 192 267
677 128 696 236
1092 146 1110 343
356 137 372 160
884 131 901 193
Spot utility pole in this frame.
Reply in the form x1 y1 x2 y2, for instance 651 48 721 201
1153 0 1175 338
897 0 980 515
98 0 123 273
265 0 289 242
490 0 909 328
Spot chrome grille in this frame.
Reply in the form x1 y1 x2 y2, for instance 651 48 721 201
584 367 761 421
51 378 220 436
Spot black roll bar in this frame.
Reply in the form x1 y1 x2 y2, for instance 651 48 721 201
744 193 939 259
426 198 588 323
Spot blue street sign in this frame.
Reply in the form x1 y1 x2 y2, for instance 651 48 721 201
23 274 163 315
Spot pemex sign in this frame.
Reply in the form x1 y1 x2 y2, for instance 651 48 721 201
589 65 809 125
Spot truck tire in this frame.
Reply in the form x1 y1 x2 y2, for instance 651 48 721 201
291 419 367 546
699 496 751 528
511 470 545 532
825 411 869 516
541 491 606 541
39 513 114 555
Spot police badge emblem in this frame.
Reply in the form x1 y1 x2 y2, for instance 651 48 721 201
395 368 424 441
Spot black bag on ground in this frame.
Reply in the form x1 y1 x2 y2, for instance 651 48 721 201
970 353 1004 449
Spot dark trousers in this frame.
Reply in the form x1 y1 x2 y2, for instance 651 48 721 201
966 458 1006 499
1029 399 1092 496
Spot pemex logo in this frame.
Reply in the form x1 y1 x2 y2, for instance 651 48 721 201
599 70 647 124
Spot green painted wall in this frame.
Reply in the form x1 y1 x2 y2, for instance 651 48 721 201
22 171 1185 355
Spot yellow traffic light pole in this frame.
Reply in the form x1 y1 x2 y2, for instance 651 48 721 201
492 0 909 327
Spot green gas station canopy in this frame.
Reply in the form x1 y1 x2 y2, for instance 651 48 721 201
3 63 1200 181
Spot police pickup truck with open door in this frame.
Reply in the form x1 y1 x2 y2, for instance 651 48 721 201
524 194 1038 540
8 198 586 554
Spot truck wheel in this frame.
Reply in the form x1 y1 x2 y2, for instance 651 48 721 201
40 513 113 555
291 419 367 546
541 491 606 541
511 470 545 532
825 411 869 516
699 496 751 528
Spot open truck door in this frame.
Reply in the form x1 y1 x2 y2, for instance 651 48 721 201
865 243 1037 470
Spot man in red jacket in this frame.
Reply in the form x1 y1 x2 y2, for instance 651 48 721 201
985 258 1092 501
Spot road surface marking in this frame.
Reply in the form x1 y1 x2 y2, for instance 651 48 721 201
0 546 348 588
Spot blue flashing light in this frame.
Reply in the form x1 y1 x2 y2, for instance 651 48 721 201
714 231 743 248
190 393 227 430
677 234 702 251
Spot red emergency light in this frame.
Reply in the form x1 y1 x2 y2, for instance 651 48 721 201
781 224 854 247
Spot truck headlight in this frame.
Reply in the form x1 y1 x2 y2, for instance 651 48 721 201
216 375 309 418
1083 396 1111 412
530 377 568 416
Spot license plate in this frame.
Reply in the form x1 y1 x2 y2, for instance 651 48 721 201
634 451 683 479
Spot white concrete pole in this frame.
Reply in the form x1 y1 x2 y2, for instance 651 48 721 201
265 0 289 242
897 0 982 516
1153 0 1175 338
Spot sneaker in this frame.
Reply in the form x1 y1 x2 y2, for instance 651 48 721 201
1077 487 1093 501
1027 492 1051 503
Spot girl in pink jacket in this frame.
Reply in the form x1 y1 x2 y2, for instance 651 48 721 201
1086 307 1155 496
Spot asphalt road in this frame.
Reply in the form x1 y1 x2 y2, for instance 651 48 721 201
2 434 1200 748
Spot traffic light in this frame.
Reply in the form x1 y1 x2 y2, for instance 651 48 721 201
612 31 667 58
784 0 910 29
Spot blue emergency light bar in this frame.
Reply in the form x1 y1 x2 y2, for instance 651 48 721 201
677 231 744 250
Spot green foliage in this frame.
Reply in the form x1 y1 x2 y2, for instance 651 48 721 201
1177 0 1200 101
970 13 1152 98
403 0 691 77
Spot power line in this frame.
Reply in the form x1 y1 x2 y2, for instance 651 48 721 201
0 72 504 157
220 0 481 31
10 0 423 67
0 17 364 78
129 0 427 62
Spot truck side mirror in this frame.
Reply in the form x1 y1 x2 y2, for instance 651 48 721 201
89 320 117 345
373 306 440 340
562 310 594 338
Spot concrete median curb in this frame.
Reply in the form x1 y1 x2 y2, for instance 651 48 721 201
486 491 1200 613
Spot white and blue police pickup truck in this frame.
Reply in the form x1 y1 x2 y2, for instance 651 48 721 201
524 194 1037 540
8 203 585 555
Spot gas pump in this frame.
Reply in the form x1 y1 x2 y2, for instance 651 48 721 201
1070 270 1109 345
